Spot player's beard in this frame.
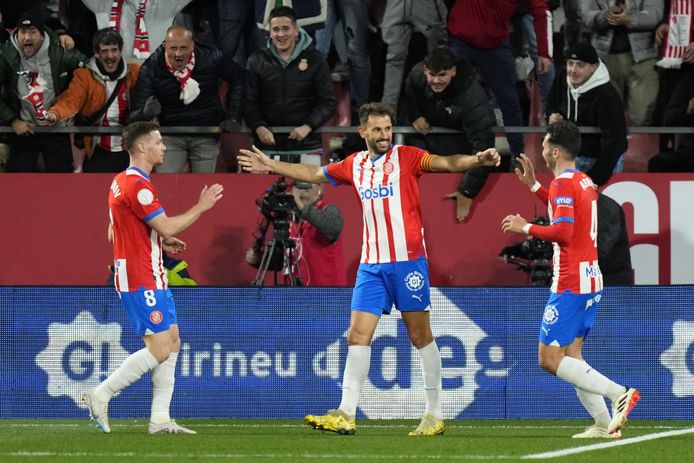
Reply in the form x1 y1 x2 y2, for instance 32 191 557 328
367 137 391 156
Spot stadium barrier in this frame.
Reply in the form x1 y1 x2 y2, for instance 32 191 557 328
1 286 692 420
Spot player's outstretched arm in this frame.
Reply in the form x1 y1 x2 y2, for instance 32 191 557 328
148 184 224 238
239 145 327 183
428 148 500 172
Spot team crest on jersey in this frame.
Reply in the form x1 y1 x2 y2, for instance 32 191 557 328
150 310 163 324
543 305 559 325
137 188 154 206
383 161 394 175
404 271 425 291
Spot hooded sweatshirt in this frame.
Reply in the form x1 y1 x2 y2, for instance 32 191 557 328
11 31 58 124
269 28 313 69
546 61 628 186
242 27 336 151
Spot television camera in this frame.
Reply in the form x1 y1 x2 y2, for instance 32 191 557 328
499 216 554 286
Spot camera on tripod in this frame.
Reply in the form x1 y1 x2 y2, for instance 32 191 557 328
259 177 295 216
499 216 554 286
250 177 304 287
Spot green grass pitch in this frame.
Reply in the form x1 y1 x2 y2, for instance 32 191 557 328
2 419 693 462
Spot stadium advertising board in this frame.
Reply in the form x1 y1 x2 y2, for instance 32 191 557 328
1 287 692 420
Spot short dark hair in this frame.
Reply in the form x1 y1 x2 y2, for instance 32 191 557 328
424 47 456 73
269 6 297 24
546 120 581 159
122 121 160 153
358 102 394 126
92 27 123 53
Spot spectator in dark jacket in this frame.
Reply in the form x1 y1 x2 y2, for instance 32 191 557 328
243 6 336 165
546 41 627 186
648 68 694 172
598 193 633 286
129 25 243 173
405 47 496 222
0 10 86 172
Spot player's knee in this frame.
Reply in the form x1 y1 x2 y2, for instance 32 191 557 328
346 328 371 346
171 337 181 353
408 331 433 349
538 351 560 375
148 343 174 363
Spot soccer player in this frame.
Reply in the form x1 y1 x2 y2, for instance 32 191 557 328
239 102 500 436
82 121 223 434
501 120 639 438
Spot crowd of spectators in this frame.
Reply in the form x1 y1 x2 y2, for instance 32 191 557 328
0 0 692 176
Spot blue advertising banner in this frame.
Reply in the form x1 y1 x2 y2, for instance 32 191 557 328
0 286 692 420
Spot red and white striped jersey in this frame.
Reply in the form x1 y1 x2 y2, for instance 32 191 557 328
108 167 167 292
529 169 603 294
324 145 433 264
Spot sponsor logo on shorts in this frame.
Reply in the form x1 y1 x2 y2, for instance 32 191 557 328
543 304 559 325
404 271 425 291
150 310 163 324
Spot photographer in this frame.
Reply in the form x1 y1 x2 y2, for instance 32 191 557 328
246 180 347 286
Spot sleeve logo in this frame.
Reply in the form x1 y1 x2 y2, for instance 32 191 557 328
554 196 574 206
137 189 154 206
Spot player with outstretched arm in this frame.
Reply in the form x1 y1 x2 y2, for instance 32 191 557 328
239 102 500 436
502 120 639 438
82 121 223 434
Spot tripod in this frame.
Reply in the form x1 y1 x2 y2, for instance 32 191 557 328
251 221 303 287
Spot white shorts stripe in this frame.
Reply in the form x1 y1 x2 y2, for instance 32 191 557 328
115 259 128 292
150 230 164 290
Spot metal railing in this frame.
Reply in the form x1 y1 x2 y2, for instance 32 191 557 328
1 125 693 135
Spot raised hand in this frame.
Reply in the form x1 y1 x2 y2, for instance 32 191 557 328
198 183 224 211
238 145 273 173
514 153 537 188
476 148 501 167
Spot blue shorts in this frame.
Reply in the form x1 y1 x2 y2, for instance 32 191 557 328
539 291 601 347
120 289 177 336
351 258 431 316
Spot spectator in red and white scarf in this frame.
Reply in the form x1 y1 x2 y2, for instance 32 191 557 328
0 9 86 172
129 25 244 173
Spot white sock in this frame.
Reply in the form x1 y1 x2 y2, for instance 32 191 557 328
556 357 626 401
575 387 611 428
417 341 442 419
95 347 160 401
151 351 178 424
338 345 370 417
